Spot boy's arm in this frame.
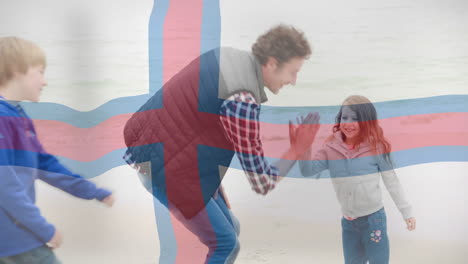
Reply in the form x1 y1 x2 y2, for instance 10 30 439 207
36 152 112 201
22 107 112 202
0 118 55 243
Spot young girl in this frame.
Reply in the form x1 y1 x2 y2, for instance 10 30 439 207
294 95 416 264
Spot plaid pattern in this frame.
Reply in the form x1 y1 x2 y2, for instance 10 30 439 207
123 92 280 196
219 92 280 195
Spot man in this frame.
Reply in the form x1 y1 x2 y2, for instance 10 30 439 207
123 24 319 263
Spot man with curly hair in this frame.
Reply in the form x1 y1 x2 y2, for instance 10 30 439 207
124 24 318 263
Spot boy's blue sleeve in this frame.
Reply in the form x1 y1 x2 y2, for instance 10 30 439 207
24 117 111 201
36 152 111 201
0 117 56 243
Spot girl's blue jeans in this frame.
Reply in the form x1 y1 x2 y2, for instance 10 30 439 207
341 208 389 264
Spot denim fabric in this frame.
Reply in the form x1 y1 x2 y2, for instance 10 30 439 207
170 193 240 264
0 245 61 264
341 208 389 264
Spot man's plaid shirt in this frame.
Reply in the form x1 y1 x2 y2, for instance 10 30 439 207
219 92 280 195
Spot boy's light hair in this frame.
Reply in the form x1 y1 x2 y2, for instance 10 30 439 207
0 36 46 86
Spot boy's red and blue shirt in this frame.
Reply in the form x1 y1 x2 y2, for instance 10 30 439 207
0 96 111 257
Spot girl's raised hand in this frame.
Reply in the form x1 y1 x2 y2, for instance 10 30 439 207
406 217 416 231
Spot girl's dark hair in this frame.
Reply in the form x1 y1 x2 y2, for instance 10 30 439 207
332 95 392 164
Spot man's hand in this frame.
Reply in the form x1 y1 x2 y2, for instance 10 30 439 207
289 120 297 148
289 112 320 157
47 230 63 249
276 112 320 178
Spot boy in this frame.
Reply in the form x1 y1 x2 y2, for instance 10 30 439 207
0 36 114 264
